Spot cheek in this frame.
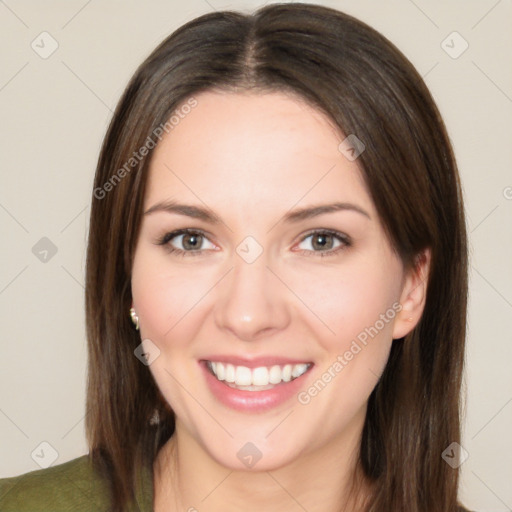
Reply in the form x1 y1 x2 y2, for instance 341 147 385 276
292 265 400 431
130 253 208 414
131 250 207 344
291 260 401 352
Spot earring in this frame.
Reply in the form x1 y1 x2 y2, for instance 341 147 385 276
149 408 160 426
407 317 413 322
130 307 140 330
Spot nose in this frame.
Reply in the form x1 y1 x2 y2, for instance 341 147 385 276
214 254 291 342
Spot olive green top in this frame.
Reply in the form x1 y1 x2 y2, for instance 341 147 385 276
0 455 153 512
0 455 475 511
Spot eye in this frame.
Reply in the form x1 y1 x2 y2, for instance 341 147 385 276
295 229 351 257
155 228 351 258
155 228 216 256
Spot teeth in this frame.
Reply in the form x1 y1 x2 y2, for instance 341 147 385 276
252 367 269 386
225 364 235 383
235 366 252 386
215 362 225 381
269 365 282 384
292 363 308 378
208 361 310 388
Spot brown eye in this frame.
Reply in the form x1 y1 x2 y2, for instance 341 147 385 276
181 233 202 250
296 230 351 257
156 229 216 256
311 233 335 250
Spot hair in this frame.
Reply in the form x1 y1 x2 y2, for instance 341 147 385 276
84 3 468 511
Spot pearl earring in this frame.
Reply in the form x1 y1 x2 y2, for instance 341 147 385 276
129 307 140 330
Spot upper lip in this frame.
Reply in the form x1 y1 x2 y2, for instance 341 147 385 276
200 355 313 368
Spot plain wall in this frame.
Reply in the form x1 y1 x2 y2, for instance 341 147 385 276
1 1 511 510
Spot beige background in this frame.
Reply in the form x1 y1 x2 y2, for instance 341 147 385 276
1 0 511 509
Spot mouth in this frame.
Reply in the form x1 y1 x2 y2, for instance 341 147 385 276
205 360 312 391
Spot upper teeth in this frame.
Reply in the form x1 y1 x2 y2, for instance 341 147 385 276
208 361 310 386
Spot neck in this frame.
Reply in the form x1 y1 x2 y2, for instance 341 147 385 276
154 415 372 512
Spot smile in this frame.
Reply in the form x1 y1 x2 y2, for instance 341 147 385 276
206 360 312 391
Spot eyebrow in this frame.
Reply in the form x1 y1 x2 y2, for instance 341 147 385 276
143 200 371 223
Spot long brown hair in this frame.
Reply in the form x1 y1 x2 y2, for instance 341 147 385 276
85 3 468 511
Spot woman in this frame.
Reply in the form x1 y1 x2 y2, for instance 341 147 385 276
0 3 472 511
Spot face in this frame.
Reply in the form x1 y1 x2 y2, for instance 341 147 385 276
131 90 411 471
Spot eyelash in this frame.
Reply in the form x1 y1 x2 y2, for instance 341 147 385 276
155 228 351 258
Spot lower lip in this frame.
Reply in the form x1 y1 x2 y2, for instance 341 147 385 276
200 361 312 412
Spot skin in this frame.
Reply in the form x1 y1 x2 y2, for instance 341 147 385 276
130 90 430 511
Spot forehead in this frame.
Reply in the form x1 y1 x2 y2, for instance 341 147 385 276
144 90 373 218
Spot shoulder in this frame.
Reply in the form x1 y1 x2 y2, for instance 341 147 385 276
0 455 111 512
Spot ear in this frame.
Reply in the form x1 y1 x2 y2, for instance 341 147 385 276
392 248 431 340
